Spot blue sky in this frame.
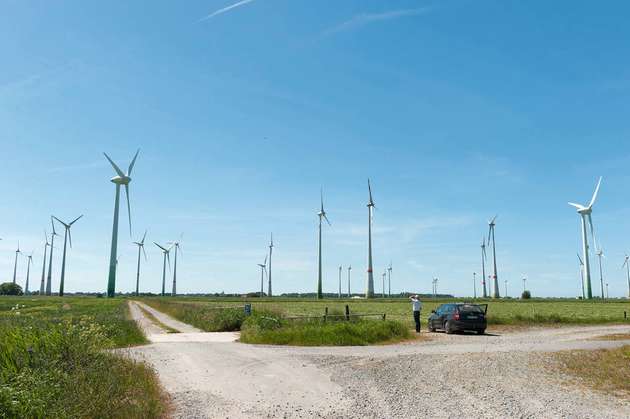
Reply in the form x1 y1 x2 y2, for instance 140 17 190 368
1 0 630 297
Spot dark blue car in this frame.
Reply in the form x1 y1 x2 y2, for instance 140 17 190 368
427 303 488 334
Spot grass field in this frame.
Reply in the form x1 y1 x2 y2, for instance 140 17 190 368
141 296 630 330
0 296 166 418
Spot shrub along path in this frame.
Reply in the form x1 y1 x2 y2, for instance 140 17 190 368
126 301 630 418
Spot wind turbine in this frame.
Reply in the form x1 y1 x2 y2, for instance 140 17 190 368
104 149 139 298
12 242 21 284
366 179 376 298
473 272 477 299
46 217 60 296
387 262 392 297
487 216 500 298
52 215 83 297
522 276 527 293
504 279 508 298
577 253 586 299
480 238 488 298
347 265 352 297
168 236 183 296
133 231 147 296
258 255 267 297
268 233 273 298
622 255 630 299
154 242 172 296
568 176 602 299
338 265 342 298
24 252 33 294
316 189 331 299
595 248 605 299
382 270 386 298
39 231 50 295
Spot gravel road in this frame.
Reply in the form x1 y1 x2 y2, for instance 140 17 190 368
125 301 630 418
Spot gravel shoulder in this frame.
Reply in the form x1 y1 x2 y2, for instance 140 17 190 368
126 303 630 418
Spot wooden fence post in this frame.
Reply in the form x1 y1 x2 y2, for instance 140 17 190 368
324 307 328 322
345 305 350 321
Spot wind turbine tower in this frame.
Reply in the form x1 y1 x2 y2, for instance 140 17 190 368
154 243 172 296
268 233 273 297
623 255 630 299
487 216 500 298
12 242 21 284
568 177 602 299
316 189 331 299
387 262 392 297
53 215 83 297
366 179 375 298
46 218 60 296
596 248 605 299
39 232 50 295
338 265 342 298
104 149 139 298
577 253 586 299
169 236 183 296
24 252 33 294
133 231 147 296
382 270 386 298
347 265 351 297
258 255 267 297
480 238 488 298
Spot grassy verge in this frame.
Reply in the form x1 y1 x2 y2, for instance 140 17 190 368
137 304 180 333
239 311 410 346
555 345 630 397
141 298 246 331
0 297 165 418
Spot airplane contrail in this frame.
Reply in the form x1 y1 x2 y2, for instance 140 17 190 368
198 0 256 22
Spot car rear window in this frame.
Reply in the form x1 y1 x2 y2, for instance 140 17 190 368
458 304 483 313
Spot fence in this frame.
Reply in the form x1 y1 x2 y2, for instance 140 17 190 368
283 305 387 322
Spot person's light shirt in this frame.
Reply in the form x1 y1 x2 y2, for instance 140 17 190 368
411 299 422 312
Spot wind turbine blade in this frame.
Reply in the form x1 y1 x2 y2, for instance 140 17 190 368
70 214 83 225
487 225 492 244
587 214 598 251
127 148 140 175
323 214 331 226
263 255 267 265
577 253 584 265
320 188 324 212
141 230 147 244
368 178 373 203
167 252 171 272
103 152 125 177
124 184 132 235
52 216 68 228
588 176 603 208
489 214 498 224
154 242 167 252
568 202 585 210
68 229 73 249
142 245 148 261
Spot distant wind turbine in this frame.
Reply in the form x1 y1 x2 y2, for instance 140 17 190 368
622 255 630 299
104 149 139 298
317 189 331 299
382 270 386 298
387 262 392 297
12 242 21 284
338 265 342 298
46 217 60 296
347 265 352 297
258 255 267 297
168 235 183 296
133 231 147 296
568 176 602 299
577 253 585 299
366 179 375 298
39 231 50 295
154 243 172 297
487 215 500 298
52 215 83 297
595 248 605 299
24 252 33 294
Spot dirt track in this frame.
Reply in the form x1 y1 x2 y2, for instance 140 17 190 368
126 301 630 418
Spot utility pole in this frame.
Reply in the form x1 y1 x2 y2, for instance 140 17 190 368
473 272 477 299
338 265 342 298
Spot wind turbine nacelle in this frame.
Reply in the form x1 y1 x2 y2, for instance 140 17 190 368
111 175 131 185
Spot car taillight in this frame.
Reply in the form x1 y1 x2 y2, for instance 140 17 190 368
453 312 460 320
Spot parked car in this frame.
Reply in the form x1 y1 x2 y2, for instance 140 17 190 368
427 303 488 334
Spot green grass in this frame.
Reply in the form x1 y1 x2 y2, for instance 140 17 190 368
139 296 630 329
0 296 165 418
239 310 410 346
140 298 246 332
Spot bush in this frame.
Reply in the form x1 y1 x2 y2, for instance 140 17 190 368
521 290 532 299
0 282 23 296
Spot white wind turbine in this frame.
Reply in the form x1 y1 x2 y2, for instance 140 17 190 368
39 232 50 295
577 253 585 299
168 235 183 296
487 215 500 298
317 189 331 299
338 265 342 298
154 242 172 296
24 252 33 294
366 179 376 298
622 255 630 299
46 218 60 296
268 233 273 297
347 265 352 297
480 238 488 298
595 248 605 299
387 261 392 297
258 255 267 297
11 242 21 284
568 177 602 300
382 270 386 298
52 215 83 297
133 231 147 296
104 149 139 298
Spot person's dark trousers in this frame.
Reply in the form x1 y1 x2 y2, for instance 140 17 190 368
413 310 421 332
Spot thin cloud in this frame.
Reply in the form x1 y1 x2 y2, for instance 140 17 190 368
198 0 256 22
324 8 430 36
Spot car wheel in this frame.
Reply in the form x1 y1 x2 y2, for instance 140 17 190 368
477 329 486 335
444 321 453 334
428 323 435 332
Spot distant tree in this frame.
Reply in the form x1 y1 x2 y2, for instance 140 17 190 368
0 282 23 296
521 290 531 299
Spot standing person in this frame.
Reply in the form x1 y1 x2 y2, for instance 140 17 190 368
409 294 423 333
